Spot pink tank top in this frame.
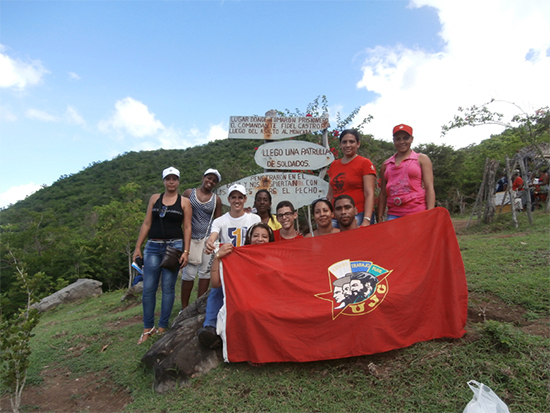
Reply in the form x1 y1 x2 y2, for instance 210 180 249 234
383 151 426 216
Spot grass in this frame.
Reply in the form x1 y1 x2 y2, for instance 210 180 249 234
457 211 550 314
11 211 550 412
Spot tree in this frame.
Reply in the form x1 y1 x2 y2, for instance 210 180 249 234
442 101 550 212
441 100 549 159
92 183 144 288
0 252 41 413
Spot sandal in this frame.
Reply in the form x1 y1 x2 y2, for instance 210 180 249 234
137 327 157 345
157 327 167 335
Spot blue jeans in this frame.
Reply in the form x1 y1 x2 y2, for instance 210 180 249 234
203 286 224 328
142 239 182 329
387 214 402 221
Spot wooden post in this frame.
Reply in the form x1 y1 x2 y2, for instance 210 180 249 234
483 160 498 223
505 156 518 228
518 155 534 224
467 159 487 228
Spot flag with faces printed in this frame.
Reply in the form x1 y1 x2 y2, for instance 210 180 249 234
218 207 468 364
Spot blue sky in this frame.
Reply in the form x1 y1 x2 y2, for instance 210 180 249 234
1 0 548 208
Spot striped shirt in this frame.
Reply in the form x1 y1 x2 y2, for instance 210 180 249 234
189 189 216 239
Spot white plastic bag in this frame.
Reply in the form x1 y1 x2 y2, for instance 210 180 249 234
463 380 510 413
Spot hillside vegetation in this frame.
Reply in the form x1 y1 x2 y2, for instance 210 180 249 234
4 212 549 412
0 121 544 317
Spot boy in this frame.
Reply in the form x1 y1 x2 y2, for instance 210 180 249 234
273 200 302 241
198 184 260 348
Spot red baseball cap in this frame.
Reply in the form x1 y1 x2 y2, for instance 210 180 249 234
393 124 413 136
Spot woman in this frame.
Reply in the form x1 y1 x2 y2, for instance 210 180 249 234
133 166 192 345
304 198 340 238
210 223 274 288
198 223 274 350
327 129 376 227
253 190 282 231
180 168 222 310
377 124 435 221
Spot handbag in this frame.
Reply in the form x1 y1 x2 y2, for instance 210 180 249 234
160 245 183 272
157 193 183 272
188 193 217 266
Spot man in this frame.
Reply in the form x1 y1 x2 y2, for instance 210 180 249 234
332 276 352 309
180 168 223 310
273 201 302 241
198 184 260 349
334 195 358 231
349 271 379 304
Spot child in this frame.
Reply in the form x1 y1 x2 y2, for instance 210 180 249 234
272 200 302 241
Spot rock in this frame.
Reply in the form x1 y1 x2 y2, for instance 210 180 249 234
32 278 103 312
120 281 143 302
141 292 222 393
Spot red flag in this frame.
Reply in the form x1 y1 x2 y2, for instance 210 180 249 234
220 207 468 363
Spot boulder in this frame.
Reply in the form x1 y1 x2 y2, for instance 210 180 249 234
120 281 143 302
141 292 222 393
32 278 103 312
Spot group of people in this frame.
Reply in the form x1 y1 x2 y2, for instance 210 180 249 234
307 124 435 237
511 169 549 211
132 123 436 346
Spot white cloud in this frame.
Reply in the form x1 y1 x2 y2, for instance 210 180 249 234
65 105 85 125
355 0 550 148
207 123 228 141
98 97 165 138
0 45 48 89
69 72 81 80
25 108 57 122
0 183 43 209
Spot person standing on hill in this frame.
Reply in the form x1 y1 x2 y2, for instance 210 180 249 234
180 168 222 310
378 124 435 221
133 167 192 345
334 195 359 232
327 129 376 227
197 184 261 349
272 200 302 241
252 189 282 231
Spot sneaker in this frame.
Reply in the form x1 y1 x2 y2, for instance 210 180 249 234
198 325 222 349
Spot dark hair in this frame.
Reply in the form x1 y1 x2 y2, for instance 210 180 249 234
245 223 275 245
334 194 356 208
350 272 379 289
339 129 361 143
276 200 296 213
311 198 334 212
255 189 276 224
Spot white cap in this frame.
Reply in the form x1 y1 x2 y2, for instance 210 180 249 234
204 168 221 183
162 166 180 179
227 184 247 196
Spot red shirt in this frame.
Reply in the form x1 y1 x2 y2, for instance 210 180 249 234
328 156 376 213
512 176 523 191
273 229 303 242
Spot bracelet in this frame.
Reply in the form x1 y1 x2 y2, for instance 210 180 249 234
215 252 220 259
364 217 371 222
183 250 189 254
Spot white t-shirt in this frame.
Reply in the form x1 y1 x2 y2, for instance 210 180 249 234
211 212 261 247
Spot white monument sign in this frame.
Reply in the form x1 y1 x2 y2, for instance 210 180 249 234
217 172 329 210
254 140 334 170
228 116 330 140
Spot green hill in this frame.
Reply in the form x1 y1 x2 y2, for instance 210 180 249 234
0 128 536 317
